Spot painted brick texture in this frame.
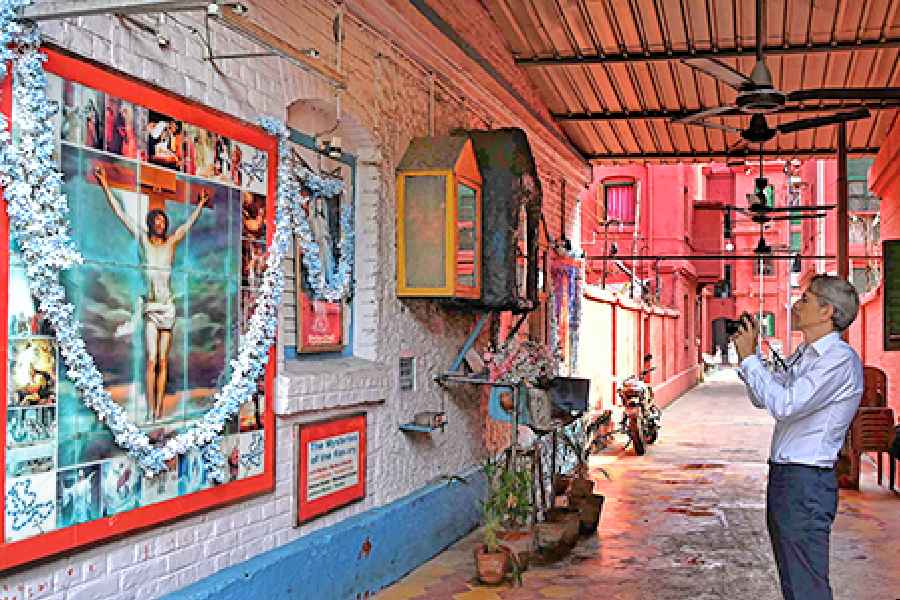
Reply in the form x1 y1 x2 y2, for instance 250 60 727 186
1 1 589 599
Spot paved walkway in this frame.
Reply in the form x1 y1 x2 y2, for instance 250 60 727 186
375 369 900 600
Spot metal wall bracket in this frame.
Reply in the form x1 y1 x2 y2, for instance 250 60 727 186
21 1 215 21
20 1 346 90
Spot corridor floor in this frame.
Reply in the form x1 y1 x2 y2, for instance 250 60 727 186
375 369 900 600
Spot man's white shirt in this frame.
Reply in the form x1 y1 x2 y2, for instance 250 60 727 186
738 332 864 468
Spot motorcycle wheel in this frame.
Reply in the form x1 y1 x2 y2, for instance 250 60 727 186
628 416 646 455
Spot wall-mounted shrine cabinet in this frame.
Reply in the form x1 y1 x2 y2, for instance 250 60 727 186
397 136 483 299
466 128 542 313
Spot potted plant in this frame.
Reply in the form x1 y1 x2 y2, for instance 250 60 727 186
475 460 528 585
474 508 509 585
494 465 535 571
561 418 610 534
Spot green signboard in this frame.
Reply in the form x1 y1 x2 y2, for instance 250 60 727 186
883 240 900 350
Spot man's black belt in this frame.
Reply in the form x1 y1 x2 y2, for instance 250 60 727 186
768 460 835 472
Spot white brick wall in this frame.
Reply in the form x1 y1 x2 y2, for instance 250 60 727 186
1 2 589 598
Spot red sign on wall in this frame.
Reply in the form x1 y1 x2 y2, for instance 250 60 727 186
295 414 366 523
296 283 344 353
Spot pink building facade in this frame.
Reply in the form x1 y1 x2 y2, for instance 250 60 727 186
585 156 881 373
578 164 702 414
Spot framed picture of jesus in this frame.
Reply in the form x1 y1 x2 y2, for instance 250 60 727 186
1 46 277 570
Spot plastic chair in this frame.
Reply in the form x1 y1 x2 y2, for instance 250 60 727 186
850 407 896 491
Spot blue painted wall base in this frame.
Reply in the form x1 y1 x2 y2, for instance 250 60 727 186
166 468 487 600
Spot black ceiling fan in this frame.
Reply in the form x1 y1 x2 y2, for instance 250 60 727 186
696 154 829 255
695 202 828 226
673 0 889 144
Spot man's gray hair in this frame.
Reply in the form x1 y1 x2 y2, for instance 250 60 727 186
809 274 860 331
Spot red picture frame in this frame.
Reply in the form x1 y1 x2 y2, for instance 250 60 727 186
295 414 367 524
0 45 277 571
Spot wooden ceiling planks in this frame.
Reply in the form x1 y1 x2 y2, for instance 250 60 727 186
483 0 532 55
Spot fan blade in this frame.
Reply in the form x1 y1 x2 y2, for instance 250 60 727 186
682 58 752 90
673 105 738 124
777 108 870 134
694 204 744 212
788 88 900 102
694 204 750 215
759 213 827 221
727 138 749 154
754 204 836 212
681 119 742 133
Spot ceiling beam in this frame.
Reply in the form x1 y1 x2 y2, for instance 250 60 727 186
554 102 900 122
587 147 880 162
515 38 900 67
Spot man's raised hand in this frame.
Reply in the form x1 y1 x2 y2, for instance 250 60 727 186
733 312 759 363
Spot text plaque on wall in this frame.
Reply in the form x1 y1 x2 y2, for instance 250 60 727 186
295 414 366 524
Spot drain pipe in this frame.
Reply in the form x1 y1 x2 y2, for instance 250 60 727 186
817 160 826 273
632 181 641 299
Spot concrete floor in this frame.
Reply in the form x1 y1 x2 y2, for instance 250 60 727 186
375 369 900 600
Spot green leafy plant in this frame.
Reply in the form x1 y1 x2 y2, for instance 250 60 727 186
483 458 533 529
479 459 529 586
482 508 501 553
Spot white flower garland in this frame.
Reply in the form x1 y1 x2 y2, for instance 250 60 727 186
0 8 351 480
290 162 354 303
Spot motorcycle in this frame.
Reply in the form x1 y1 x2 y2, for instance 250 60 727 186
587 354 661 456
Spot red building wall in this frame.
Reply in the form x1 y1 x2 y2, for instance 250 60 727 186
580 163 702 409
578 288 699 414
582 152 887 414
862 134 900 417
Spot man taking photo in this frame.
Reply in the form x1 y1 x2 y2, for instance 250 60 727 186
733 274 863 600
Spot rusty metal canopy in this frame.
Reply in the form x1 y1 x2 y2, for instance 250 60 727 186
482 0 900 162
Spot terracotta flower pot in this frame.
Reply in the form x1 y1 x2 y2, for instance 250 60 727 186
474 544 508 585
498 528 535 571
574 493 605 533
534 520 568 563
546 508 580 547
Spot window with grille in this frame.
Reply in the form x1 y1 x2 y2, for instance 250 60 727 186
788 184 803 224
604 182 636 224
849 217 872 246
791 233 802 273
852 267 881 295
399 357 416 392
